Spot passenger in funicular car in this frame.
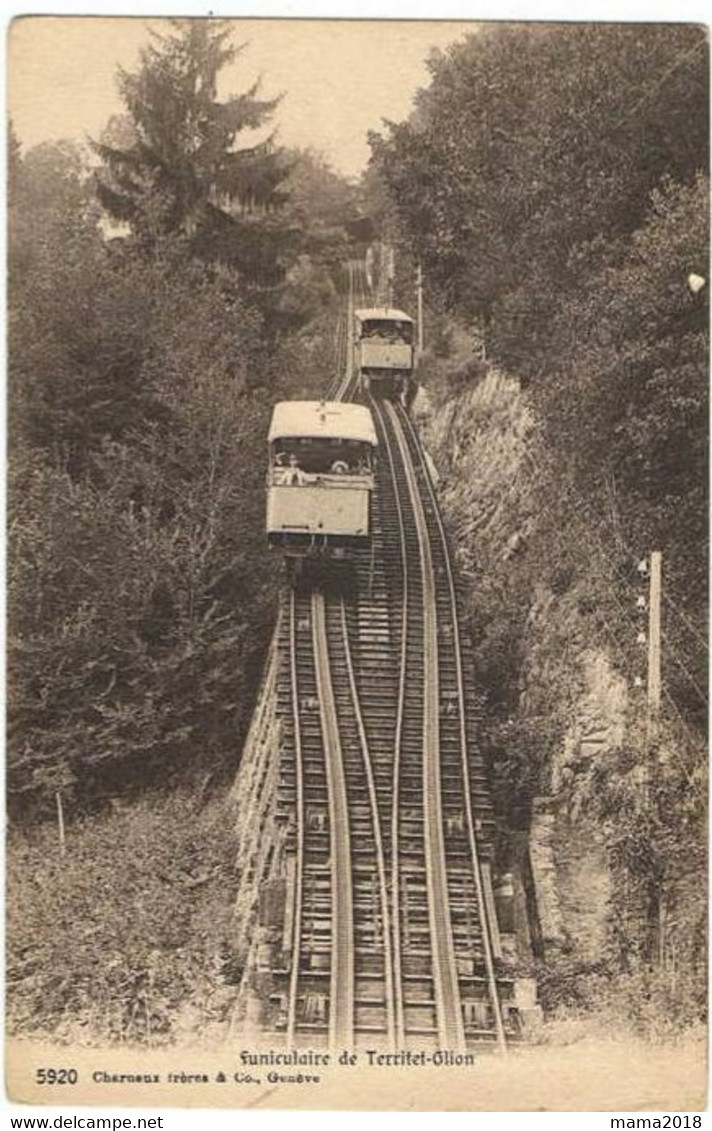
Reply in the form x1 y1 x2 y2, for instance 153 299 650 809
273 440 371 484
273 452 306 486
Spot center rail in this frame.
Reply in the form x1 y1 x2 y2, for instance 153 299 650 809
311 590 355 1047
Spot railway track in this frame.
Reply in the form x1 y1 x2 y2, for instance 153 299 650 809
266 262 514 1051
327 262 359 401
381 399 508 1049
279 581 397 1047
371 396 464 1049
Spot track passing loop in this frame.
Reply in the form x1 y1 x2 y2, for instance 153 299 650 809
270 259 512 1051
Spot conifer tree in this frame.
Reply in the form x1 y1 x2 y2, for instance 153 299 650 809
93 20 295 286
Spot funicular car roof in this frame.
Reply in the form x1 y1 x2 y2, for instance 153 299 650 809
268 401 378 446
354 307 413 324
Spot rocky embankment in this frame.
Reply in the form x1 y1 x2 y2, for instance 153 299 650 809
414 357 704 1032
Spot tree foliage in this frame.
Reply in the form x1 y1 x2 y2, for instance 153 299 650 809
8 86 345 819
370 24 708 366
8 246 278 817
8 138 158 475
371 27 707 1014
370 24 708 734
548 173 709 728
270 149 362 325
92 20 296 290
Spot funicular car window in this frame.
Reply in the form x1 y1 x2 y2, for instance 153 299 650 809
362 319 412 344
271 428 373 476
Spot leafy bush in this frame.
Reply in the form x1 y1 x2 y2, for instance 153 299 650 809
8 373 280 817
8 129 343 820
7 791 241 1045
536 950 706 1044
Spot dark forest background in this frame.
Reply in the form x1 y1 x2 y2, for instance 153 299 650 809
9 21 361 820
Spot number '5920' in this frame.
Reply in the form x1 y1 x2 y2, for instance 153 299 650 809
36 1068 78 1084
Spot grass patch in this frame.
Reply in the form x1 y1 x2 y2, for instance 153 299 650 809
7 790 241 1047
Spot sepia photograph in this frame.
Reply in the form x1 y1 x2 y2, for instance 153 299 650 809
5 10 709 1114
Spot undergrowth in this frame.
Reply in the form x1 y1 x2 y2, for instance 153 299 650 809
7 790 241 1047
534 950 707 1045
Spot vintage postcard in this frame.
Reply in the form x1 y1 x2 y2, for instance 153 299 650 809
6 13 708 1114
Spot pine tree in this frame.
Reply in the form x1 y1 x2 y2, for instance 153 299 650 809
93 20 295 286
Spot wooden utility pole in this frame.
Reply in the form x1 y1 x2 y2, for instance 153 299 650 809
416 263 424 359
56 790 66 855
647 550 662 743
645 550 664 966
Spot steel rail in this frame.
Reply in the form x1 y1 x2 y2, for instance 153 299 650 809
327 314 345 401
367 395 409 1047
331 262 356 402
397 403 507 1052
285 590 306 1048
384 400 466 1051
327 261 357 401
311 589 355 1047
331 274 350 399
338 596 397 1048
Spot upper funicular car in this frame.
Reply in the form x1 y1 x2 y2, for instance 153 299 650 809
353 307 415 399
